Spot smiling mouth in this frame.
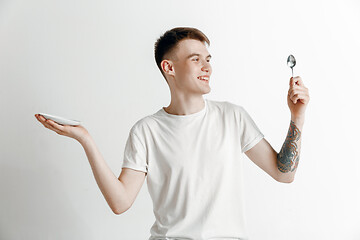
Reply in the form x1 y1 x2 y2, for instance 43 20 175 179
198 76 209 82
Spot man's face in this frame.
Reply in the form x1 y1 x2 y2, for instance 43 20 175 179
164 39 212 96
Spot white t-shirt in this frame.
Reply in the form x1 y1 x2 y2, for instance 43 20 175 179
122 98 264 240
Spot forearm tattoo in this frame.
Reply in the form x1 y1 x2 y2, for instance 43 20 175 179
277 120 301 173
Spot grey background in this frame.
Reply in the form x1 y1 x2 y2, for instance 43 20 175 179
1 0 359 239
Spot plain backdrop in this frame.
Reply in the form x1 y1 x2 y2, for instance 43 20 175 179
1 0 359 239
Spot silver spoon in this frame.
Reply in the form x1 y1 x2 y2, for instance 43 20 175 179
287 54 296 78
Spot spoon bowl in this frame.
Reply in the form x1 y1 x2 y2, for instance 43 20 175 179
287 54 296 77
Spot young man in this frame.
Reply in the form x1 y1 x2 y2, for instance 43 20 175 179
35 27 310 239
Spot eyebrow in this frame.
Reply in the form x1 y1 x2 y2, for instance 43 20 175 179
186 53 212 59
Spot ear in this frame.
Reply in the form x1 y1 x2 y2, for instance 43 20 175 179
161 59 175 77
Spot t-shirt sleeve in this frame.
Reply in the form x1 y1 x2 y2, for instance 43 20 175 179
238 106 265 153
121 128 148 173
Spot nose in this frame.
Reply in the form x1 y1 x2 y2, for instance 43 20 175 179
201 62 211 73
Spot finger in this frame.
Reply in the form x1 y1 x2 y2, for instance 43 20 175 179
37 114 48 123
35 114 47 125
37 115 64 134
36 115 51 128
289 77 296 87
295 93 309 104
38 118 55 130
46 119 66 131
45 121 63 135
41 118 57 130
288 86 309 94
288 88 308 98
37 115 64 131
293 76 305 87
288 83 309 93
35 114 42 122
289 91 309 104
290 92 310 104
288 85 303 94
289 83 307 90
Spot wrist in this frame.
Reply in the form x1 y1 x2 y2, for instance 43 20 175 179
77 133 92 146
291 115 305 129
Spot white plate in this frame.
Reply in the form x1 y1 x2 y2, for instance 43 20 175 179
39 113 81 126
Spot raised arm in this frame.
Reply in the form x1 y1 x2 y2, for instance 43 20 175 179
276 119 302 175
245 76 309 183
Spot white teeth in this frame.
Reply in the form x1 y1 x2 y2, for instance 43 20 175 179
198 77 209 81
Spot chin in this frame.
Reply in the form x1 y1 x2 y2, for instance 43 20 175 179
202 87 211 94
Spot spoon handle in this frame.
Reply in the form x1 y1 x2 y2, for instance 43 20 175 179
291 68 293 78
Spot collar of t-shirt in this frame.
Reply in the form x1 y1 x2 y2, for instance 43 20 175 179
160 99 208 119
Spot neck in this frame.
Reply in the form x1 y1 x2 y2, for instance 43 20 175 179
164 96 205 116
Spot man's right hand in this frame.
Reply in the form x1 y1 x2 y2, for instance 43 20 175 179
35 114 89 143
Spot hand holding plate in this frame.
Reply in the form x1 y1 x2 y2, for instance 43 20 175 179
35 114 89 142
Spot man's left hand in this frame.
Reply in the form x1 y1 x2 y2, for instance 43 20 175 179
287 76 310 120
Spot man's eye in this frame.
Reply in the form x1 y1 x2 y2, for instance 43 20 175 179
192 58 210 62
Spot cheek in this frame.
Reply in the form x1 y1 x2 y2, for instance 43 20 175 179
176 63 199 82
177 63 190 75
182 65 197 78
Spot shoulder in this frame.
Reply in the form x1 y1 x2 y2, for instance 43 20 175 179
128 114 155 137
206 99 239 112
207 99 247 114
213 100 258 125
223 101 245 111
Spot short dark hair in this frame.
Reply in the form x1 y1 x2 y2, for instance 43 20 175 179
154 27 210 83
